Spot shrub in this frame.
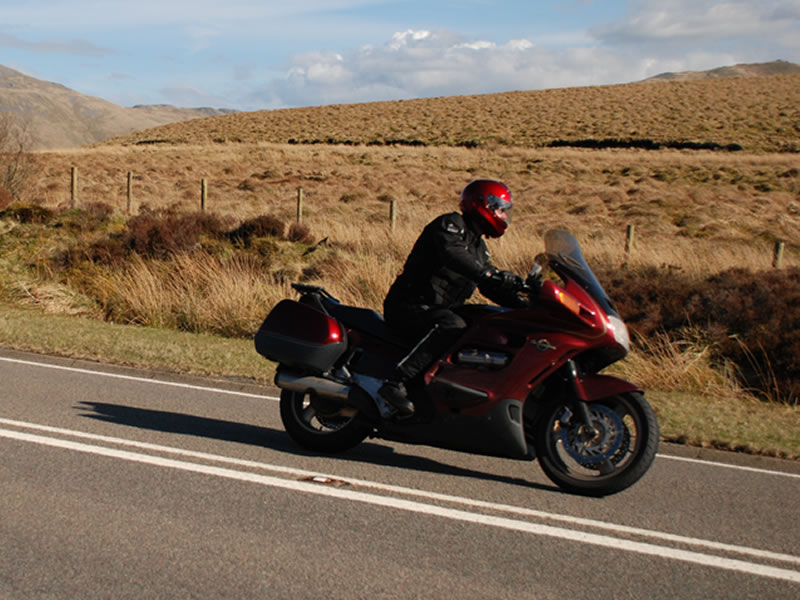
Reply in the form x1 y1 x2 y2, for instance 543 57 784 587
287 222 314 244
603 266 800 404
125 211 227 259
59 202 116 232
228 215 285 246
0 202 54 224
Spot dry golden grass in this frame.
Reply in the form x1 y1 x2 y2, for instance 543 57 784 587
100 75 800 153
28 143 799 298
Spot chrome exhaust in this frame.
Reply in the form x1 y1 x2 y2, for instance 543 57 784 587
275 370 350 401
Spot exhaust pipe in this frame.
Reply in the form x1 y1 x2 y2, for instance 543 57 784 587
275 370 350 401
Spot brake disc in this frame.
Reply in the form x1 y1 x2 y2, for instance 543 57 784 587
559 404 629 468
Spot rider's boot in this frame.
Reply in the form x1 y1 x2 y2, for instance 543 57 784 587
378 379 414 415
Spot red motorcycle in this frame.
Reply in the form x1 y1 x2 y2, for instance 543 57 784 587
255 229 659 496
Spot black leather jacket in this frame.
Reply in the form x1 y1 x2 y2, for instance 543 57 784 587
384 212 500 318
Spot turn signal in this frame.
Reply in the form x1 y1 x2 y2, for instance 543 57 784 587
555 289 582 315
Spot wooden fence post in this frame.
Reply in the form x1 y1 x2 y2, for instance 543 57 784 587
296 187 304 224
70 167 78 208
389 199 397 231
200 178 208 211
625 224 635 254
126 172 133 214
773 241 785 268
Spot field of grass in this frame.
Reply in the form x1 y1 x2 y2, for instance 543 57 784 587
2 74 799 459
102 74 800 153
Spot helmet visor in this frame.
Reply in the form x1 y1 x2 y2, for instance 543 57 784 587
486 193 512 225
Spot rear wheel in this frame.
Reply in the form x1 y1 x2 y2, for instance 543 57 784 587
533 392 659 496
279 390 371 453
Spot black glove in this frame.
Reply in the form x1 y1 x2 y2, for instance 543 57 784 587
526 264 543 293
499 270 524 292
482 268 523 293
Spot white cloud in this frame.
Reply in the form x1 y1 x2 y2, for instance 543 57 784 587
247 29 610 108
242 8 798 111
592 0 800 43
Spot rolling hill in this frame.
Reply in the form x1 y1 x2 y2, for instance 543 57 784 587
0 65 234 150
101 70 800 154
2 60 799 153
645 59 800 81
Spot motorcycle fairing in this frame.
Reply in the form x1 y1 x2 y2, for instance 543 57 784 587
573 373 643 402
376 396 532 460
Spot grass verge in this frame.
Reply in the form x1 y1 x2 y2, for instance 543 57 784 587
0 303 274 383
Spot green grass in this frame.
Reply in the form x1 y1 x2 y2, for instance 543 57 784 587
0 303 274 383
1 303 798 460
647 390 800 459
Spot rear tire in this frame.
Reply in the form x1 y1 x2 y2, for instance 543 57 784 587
279 390 371 453
533 392 659 496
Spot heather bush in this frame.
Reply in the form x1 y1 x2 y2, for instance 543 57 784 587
0 202 54 224
57 202 116 233
228 215 285 245
125 210 229 259
603 266 800 404
287 222 314 244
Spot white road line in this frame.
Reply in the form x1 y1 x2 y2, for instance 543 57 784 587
659 454 800 479
0 355 276 400
1 425 799 584
2 417 799 570
1 354 798 482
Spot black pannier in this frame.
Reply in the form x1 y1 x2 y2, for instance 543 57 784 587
255 299 347 373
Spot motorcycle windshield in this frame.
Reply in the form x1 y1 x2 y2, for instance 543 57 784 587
543 230 620 319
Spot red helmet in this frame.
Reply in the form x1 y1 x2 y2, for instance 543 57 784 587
459 179 513 238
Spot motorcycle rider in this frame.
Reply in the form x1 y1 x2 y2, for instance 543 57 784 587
379 179 533 415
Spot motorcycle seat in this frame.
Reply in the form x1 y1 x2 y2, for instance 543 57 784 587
323 302 410 348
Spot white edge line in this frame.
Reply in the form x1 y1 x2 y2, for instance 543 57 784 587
2 426 799 585
659 454 800 480
2 354 798 481
1 416 799 569
0 355 276 400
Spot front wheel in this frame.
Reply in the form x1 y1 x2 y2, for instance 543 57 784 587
279 390 371 453
533 392 659 496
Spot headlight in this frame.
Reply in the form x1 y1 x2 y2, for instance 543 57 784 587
608 315 630 353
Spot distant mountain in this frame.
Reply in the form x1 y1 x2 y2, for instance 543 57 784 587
643 59 800 82
0 65 236 150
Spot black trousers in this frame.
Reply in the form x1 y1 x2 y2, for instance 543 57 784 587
384 305 467 381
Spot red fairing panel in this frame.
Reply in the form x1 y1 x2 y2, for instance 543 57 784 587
577 374 643 401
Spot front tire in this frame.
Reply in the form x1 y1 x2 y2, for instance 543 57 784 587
533 392 659 496
279 390 371 453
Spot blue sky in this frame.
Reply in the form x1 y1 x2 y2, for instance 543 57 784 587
1 0 798 111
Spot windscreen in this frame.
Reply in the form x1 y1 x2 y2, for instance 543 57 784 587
543 230 619 318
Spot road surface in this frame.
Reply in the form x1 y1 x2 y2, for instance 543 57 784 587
1 349 799 599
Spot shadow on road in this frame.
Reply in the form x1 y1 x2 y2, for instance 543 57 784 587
76 401 558 493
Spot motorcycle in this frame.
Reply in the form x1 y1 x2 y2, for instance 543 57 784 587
255 229 659 496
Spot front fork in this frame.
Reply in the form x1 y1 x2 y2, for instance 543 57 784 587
564 359 598 434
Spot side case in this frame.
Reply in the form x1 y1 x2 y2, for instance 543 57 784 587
254 299 347 373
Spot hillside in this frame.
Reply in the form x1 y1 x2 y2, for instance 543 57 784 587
646 59 800 81
0 65 234 150
101 72 800 153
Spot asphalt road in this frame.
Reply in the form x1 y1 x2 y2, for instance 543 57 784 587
1 348 799 599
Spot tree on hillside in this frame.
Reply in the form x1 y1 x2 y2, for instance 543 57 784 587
0 111 39 208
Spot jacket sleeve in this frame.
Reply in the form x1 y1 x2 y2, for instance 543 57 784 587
432 213 492 281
